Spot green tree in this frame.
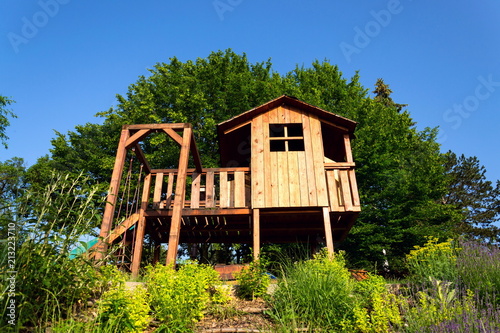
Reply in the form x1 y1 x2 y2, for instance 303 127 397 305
0 95 16 149
30 50 466 267
339 84 461 270
0 158 26 233
0 157 25 205
372 78 407 112
443 151 500 242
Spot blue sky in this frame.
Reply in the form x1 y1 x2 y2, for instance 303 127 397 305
2 0 500 184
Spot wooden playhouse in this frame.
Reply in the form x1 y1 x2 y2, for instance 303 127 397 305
93 95 361 276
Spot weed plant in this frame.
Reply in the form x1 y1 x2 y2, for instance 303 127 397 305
234 259 270 300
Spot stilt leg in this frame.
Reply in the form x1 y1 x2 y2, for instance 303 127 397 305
322 207 334 256
253 209 260 261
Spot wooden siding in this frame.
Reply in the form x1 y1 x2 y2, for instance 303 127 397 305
251 105 329 208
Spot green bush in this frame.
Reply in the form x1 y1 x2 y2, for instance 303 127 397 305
235 260 270 300
144 261 224 332
405 236 459 283
97 284 150 333
349 274 403 332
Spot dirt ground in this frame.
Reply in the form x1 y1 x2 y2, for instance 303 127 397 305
195 297 274 332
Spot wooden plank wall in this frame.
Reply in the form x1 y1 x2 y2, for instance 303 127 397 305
251 105 329 208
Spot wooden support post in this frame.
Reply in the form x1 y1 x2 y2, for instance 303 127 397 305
95 126 130 260
253 209 260 261
166 126 192 265
344 134 353 163
322 207 334 256
153 241 161 265
131 173 152 278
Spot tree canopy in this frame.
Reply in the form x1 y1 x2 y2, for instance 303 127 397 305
0 95 16 149
27 49 498 270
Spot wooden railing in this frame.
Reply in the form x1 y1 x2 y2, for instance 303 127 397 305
148 167 251 210
144 164 359 213
324 162 361 213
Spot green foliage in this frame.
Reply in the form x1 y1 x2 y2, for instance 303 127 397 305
0 95 16 149
234 260 270 300
444 151 500 242
349 275 403 333
144 261 224 331
0 158 25 228
405 236 459 283
268 250 357 331
97 284 150 333
398 283 476 332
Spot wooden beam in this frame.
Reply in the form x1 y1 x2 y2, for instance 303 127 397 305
344 134 353 163
150 167 250 174
190 131 203 173
145 207 252 217
88 213 140 256
125 129 151 149
163 128 183 146
152 173 164 209
95 126 130 260
323 162 356 169
348 169 361 208
322 207 334 255
127 123 189 130
320 119 349 134
220 171 229 208
205 171 215 208
253 209 260 260
153 242 161 265
131 173 152 278
132 143 152 174
190 172 201 208
340 170 353 211
234 171 246 208
222 120 252 135
166 126 192 265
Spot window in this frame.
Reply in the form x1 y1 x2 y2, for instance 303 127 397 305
269 123 305 152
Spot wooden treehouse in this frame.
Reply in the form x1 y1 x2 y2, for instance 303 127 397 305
93 95 361 276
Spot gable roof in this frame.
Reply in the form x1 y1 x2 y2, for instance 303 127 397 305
217 95 358 135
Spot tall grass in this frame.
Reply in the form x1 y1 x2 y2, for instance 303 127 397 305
268 250 357 331
0 173 105 331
